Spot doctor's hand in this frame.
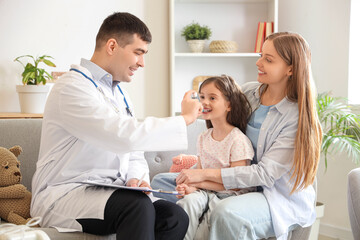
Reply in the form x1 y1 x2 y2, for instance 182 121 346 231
127 178 152 195
181 90 203 126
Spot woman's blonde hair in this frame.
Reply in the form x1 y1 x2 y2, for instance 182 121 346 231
266 32 322 193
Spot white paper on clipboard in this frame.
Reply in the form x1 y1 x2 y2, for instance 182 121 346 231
81 180 180 195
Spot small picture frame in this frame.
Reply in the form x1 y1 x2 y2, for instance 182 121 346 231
192 76 212 92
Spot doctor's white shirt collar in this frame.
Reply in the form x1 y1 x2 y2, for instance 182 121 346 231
80 58 117 93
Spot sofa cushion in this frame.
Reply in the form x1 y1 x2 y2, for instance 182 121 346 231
170 154 198 172
0 119 42 192
145 119 206 179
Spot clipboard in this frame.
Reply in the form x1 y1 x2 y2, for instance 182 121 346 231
81 180 180 195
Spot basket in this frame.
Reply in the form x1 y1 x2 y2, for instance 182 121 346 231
209 40 238 53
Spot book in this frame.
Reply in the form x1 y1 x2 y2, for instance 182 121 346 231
265 21 274 39
81 179 180 195
254 22 266 53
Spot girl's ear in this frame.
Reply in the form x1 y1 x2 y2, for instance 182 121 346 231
226 102 231 112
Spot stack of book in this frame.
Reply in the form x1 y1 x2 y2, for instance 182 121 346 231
254 22 274 53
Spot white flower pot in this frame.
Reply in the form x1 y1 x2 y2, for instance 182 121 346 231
16 85 50 113
187 40 206 53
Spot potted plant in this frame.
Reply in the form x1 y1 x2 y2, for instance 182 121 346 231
14 55 56 113
309 93 360 240
317 93 360 167
181 22 212 53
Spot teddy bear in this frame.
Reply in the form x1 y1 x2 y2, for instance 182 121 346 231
170 154 198 172
0 145 32 225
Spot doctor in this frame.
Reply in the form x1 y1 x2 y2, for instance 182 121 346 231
31 12 201 240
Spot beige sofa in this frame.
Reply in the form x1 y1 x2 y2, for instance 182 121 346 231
0 118 206 239
0 118 314 240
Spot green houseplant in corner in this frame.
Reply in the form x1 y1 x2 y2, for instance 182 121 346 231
14 55 56 113
181 22 212 53
317 93 360 168
309 93 360 240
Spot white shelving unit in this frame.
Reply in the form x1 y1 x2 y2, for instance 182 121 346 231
170 0 278 115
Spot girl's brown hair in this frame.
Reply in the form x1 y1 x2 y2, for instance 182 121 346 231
266 32 322 193
199 75 251 133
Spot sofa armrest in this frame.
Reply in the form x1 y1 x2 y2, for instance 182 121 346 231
348 168 360 240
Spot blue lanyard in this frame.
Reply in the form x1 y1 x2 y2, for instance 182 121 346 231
70 68 133 116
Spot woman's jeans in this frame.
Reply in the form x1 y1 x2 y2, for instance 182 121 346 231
151 173 276 240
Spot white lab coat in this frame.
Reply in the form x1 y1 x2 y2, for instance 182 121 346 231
30 64 188 231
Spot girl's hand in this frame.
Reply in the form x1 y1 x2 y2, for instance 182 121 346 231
176 183 198 199
185 185 198 195
176 169 204 185
176 184 187 199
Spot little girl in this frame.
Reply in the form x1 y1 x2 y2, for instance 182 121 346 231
176 75 256 240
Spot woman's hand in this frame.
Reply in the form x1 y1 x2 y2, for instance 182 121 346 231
176 168 223 185
176 169 205 185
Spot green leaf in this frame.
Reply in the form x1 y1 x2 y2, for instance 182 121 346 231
317 93 360 169
44 71 53 80
14 54 56 85
42 59 56 67
181 22 212 40
14 55 35 64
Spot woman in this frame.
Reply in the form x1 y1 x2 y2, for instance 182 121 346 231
151 32 322 240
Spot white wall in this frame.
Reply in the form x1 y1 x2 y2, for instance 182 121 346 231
0 0 149 118
279 0 350 99
143 0 170 117
0 0 357 238
348 0 360 105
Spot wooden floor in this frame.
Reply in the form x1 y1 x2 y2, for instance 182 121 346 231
319 235 338 240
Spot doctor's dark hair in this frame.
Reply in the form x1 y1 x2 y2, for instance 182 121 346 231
198 75 252 133
95 12 152 50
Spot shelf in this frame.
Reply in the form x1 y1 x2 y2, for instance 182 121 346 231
176 0 273 3
0 112 43 119
174 53 260 57
170 0 278 115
